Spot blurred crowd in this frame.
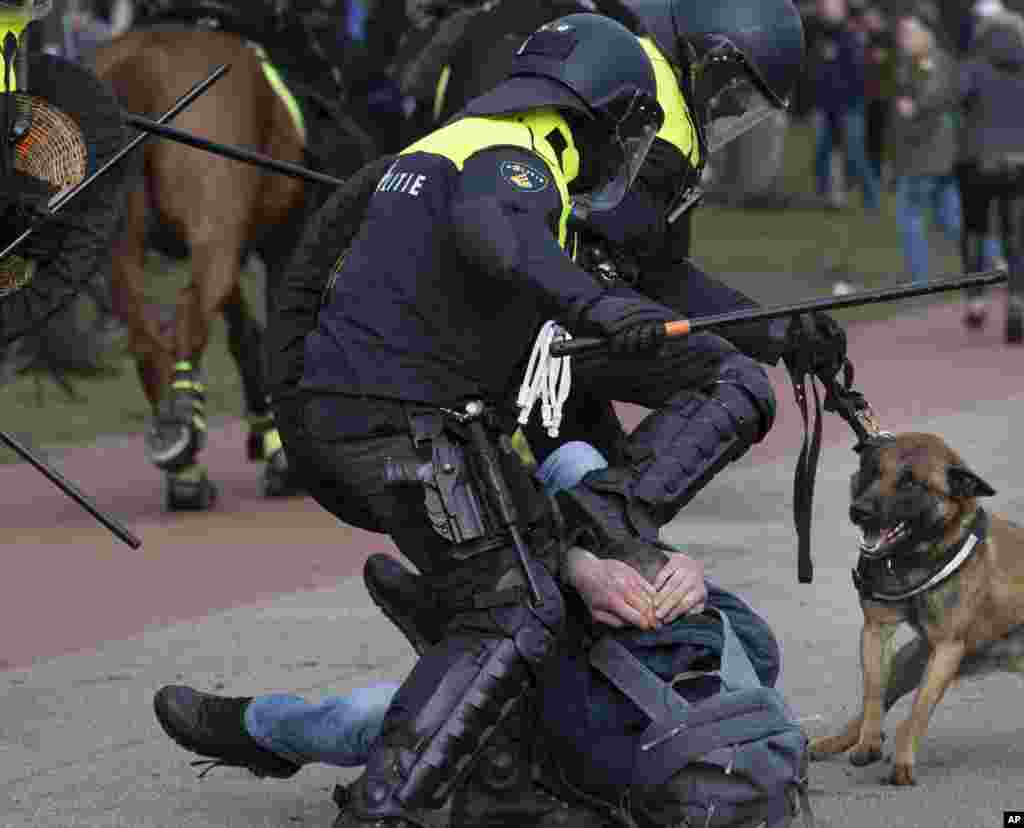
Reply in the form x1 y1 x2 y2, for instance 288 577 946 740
796 0 1024 333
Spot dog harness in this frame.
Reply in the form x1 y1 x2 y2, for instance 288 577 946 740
852 507 989 602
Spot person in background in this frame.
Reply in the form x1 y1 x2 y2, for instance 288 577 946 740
859 5 896 185
954 0 1013 304
958 14 1024 341
889 9 961 287
809 0 880 211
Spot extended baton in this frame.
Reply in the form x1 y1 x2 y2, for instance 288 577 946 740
549 269 1009 358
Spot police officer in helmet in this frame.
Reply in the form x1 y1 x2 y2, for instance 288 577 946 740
157 12 666 828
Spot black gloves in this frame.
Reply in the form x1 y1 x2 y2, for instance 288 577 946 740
575 292 675 356
783 311 848 383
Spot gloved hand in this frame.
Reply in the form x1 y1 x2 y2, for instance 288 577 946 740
576 293 675 356
784 311 848 382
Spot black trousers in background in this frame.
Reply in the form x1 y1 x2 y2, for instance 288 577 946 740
958 159 1024 300
866 98 889 182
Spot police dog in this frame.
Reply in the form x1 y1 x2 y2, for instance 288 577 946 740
809 432 1024 785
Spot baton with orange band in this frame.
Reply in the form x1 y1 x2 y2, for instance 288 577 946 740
549 269 1008 358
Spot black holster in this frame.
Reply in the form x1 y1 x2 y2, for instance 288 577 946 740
386 405 551 560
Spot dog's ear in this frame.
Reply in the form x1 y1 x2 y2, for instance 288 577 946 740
947 464 997 498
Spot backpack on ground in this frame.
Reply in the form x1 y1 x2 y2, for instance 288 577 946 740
543 607 816 828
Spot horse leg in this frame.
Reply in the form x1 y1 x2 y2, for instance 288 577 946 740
109 184 176 412
221 279 303 497
146 238 243 511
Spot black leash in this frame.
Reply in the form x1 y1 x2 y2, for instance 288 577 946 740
785 355 881 584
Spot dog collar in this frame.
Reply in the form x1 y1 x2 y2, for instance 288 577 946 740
852 508 989 603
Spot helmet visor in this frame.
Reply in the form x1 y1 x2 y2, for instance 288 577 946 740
702 76 775 154
574 90 663 214
692 35 779 154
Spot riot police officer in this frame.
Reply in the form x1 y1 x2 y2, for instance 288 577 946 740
160 12 668 828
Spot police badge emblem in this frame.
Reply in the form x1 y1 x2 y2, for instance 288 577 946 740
499 159 549 192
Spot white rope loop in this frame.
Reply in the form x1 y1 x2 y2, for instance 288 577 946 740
517 320 572 438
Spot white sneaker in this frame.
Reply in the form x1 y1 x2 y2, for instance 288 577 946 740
832 281 856 297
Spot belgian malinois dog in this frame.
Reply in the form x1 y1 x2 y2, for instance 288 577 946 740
809 432 1024 785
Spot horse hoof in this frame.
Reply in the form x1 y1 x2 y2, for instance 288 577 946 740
165 468 218 512
262 449 304 498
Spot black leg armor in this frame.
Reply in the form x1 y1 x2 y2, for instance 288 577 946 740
556 353 774 575
337 553 565 827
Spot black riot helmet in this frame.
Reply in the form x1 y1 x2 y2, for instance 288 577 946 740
617 0 804 218
463 12 664 214
620 0 804 151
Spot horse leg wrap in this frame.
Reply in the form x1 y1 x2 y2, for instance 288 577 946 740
145 361 207 472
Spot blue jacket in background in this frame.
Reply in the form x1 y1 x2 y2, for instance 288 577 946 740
808 20 866 113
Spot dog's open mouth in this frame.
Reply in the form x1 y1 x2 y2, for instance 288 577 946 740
858 522 909 555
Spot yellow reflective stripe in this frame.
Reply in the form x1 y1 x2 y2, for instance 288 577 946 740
192 415 207 433
639 37 700 166
402 108 577 246
250 43 307 144
0 13 29 93
262 427 283 457
174 361 193 373
433 64 451 124
171 380 206 394
170 463 205 483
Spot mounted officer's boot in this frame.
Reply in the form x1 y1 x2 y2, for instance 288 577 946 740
153 685 301 779
145 361 217 511
962 231 990 330
555 367 774 583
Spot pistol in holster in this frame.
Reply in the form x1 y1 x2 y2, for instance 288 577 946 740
383 406 550 559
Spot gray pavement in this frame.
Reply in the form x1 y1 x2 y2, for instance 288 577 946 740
3 394 1024 827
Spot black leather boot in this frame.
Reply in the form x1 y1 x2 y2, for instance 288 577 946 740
153 685 301 779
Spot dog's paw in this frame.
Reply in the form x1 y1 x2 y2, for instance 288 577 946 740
888 763 916 786
808 737 834 761
849 743 884 767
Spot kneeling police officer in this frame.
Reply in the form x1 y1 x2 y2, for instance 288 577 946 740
286 13 666 827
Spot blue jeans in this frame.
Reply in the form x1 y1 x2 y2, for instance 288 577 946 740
243 441 608 767
896 174 962 285
814 103 881 211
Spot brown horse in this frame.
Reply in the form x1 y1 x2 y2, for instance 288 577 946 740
92 25 370 510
